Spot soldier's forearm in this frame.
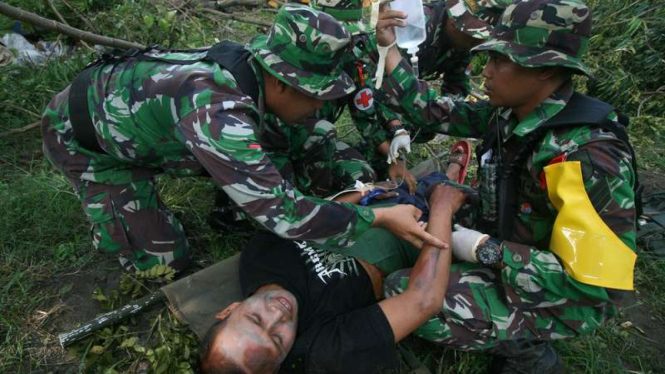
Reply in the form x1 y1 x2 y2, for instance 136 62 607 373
384 45 404 76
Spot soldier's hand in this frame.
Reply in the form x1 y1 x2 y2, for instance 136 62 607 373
387 130 411 164
375 3 406 47
388 160 417 195
373 205 447 250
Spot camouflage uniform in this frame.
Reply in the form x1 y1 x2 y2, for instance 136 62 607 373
41 5 378 271
417 0 507 97
358 0 508 174
286 0 398 180
381 0 636 365
256 0 379 196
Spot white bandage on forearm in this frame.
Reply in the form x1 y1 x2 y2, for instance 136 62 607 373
451 225 489 263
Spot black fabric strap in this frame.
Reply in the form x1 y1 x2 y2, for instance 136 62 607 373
205 41 259 105
68 66 104 153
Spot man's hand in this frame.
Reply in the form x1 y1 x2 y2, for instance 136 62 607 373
451 224 488 263
388 160 417 194
428 184 466 214
373 205 447 249
387 130 411 164
375 4 406 47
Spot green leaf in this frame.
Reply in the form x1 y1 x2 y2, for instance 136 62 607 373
133 345 146 353
120 336 138 348
158 18 170 32
143 15 155 28
90 345 105 355
58 283 73 295
92 287 107 302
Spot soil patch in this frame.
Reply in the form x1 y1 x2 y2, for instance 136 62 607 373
620 292 665 371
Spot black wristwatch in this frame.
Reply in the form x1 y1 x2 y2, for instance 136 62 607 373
476 238 503 268
388 125 406 139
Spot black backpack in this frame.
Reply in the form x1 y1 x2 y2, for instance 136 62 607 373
68 41 259 153
476 92 644 240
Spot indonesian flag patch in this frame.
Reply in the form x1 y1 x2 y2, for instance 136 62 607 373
354 87 374 111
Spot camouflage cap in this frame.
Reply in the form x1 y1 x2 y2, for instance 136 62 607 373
313 0 370 35
471 0 592 75
248 4 355 100
446 0 511 40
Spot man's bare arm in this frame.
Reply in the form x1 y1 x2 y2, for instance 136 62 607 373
378 185 465 342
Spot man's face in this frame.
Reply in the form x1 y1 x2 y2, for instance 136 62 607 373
481 51 543 108
268 82 325 125
208 290 299 374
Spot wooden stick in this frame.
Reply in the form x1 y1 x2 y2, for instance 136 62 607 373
0 121 41 138
58 291 166 347
196 7 272 27
213 0 263 8
0 2 145 50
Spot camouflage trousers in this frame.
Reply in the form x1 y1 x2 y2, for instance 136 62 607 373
383 261 613 351
268 118 376 197
41 97 191 271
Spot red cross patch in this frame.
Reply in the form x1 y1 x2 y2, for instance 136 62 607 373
354 88 374 111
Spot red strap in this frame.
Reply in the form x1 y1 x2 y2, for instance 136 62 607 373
539 154 567 190
357 63 365 87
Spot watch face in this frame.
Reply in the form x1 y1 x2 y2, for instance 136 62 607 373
477 241 501 266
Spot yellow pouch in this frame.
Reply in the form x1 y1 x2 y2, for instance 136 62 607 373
545 161 636 290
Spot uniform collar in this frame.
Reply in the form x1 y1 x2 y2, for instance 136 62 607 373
505 81 574 140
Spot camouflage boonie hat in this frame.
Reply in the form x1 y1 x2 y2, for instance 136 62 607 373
446 0 511 40
248 4 355 100
471 0 592 75
313 0 370 35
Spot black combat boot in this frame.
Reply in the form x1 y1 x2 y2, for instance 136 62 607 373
487 340 563 374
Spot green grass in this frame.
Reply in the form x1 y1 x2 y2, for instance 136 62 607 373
1 0 665 373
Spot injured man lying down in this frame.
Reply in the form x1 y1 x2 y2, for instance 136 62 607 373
198 174 467 374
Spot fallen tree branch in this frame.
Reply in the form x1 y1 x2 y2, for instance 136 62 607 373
0 1 144 50
196 7 272 27
202 0 263 8
0 121 41 138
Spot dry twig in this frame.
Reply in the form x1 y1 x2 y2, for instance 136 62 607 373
0 121 41 138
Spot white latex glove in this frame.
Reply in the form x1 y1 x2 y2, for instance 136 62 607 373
451 224 489 263
387 129 411 164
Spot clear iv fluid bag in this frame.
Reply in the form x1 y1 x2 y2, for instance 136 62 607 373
391 0 426 54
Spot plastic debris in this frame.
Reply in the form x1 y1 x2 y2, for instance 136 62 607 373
0 33 69 66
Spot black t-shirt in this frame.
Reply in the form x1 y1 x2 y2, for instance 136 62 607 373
240 233 399 374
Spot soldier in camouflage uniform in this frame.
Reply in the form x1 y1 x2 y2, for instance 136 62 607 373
41 4 443 272
376 0 638 372
417 0 509 97
209 1 380 229
305 0 419 192
354 0 510 184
